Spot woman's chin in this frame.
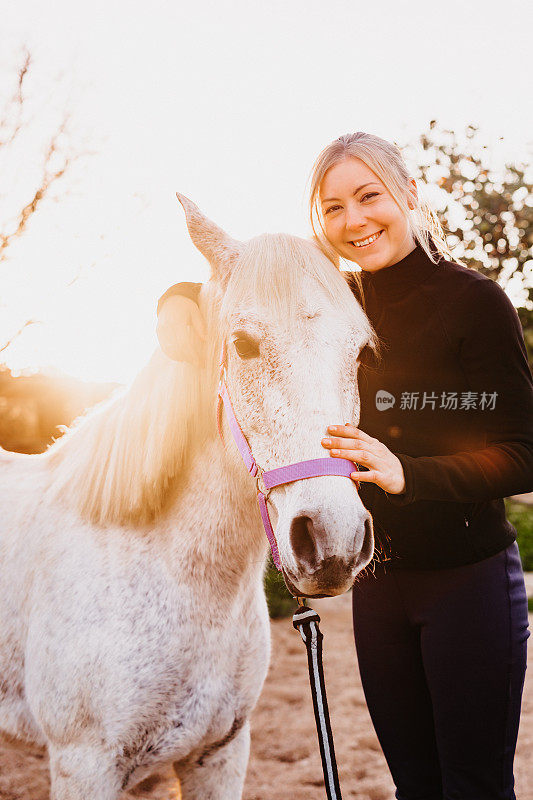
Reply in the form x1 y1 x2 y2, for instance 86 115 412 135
354 251 388 272
342 241 390 270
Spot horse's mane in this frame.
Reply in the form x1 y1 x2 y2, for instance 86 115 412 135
46 347 214 526
46 234 374 527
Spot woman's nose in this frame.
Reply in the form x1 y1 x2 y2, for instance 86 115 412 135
344 203 366 231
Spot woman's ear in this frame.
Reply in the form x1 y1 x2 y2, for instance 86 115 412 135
407 178 418 211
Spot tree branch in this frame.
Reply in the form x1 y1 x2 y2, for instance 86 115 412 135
0 47 31 148
0 319 39 355
0 118 80 263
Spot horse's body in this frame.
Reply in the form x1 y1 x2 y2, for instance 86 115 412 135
0 198 375 799
1 430 268 798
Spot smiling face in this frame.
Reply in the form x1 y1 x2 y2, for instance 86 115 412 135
319 157 416 272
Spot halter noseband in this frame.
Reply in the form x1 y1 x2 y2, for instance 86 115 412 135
216 342 360 571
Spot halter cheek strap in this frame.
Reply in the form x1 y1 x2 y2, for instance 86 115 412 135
216 343 360 572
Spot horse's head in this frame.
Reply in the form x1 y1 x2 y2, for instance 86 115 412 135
178 194 376 597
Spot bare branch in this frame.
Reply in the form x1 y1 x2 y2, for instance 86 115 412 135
0 47 31 148
0 319 39 355
0 117 81 263
0 49 89 361
65 260 96 287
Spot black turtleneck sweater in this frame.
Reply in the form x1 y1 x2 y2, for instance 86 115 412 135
157 245 533 569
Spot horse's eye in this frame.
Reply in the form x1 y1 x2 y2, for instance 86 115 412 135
233 337 260 360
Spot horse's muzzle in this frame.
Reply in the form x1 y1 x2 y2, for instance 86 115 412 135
283 513 374 597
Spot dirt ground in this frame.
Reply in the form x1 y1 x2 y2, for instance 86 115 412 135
1 591 531 800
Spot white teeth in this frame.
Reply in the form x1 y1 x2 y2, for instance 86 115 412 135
352 231 382 248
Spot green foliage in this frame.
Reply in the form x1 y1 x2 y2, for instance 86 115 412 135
505 500 533 572
264 556 295 618
406 123 533 367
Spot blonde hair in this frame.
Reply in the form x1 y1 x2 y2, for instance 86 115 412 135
308 132 457 286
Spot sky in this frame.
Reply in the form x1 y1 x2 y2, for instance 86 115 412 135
1 0 532 383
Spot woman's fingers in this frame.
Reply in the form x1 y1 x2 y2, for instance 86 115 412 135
321 426 406 495
327 448 372 464
322 436 368 451
350 469 378 483
327 424 374 443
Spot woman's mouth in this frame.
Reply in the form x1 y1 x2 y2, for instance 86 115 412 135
349 230 383 249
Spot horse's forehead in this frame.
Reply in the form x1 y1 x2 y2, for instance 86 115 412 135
231 308 339 334
229 292 361 332
230 304 366 341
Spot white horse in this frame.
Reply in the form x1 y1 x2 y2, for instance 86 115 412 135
0 197 376 799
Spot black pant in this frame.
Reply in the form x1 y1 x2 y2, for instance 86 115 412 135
351 542 529 800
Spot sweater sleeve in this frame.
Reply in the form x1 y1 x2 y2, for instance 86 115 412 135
388 277 533 505
157 282 203 315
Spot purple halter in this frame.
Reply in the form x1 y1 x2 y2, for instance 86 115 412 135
216 342 359 571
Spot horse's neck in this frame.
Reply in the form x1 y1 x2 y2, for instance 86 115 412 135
161 434 267 593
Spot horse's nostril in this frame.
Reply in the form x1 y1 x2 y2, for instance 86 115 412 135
289 515 318 569
358 514 374 566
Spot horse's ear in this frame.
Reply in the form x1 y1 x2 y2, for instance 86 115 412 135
176 193 242 280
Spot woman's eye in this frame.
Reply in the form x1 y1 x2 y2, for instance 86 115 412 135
233 337 260 360
324 205 341 215
361 192 379 203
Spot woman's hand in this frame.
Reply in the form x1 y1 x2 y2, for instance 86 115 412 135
321 423 406 495
156 295 207 365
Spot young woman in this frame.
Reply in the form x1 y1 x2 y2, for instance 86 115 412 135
156 132 533 800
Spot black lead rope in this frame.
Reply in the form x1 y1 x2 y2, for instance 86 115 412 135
293 604 343 800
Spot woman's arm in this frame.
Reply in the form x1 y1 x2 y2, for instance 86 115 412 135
324 278 533 503
157 283 202 315
384 278 533 504
156 283 205 363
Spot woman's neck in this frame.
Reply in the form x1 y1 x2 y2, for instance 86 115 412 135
360 241 438 297
365 236 418 274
